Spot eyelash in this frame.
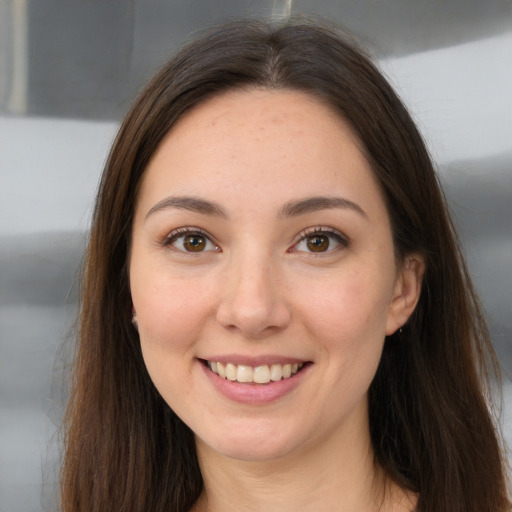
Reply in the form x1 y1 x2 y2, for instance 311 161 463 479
162 226 349 254
290 226 349 254
163 227 219 252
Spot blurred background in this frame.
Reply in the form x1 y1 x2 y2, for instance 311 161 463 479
0 1 511 510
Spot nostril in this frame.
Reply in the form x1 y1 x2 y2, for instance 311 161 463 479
215 294 292 337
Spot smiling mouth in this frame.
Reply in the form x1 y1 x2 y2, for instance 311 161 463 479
203 360 306 384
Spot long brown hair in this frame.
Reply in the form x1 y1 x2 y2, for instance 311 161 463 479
61 19 510 511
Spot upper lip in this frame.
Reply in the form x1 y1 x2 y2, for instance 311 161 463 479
199 355 310 367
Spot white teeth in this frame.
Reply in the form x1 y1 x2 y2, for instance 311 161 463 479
225 363 237 381
253 365 271 384
236 365 253 383
217 362 226 378
207 360 305 384
270 364 283 381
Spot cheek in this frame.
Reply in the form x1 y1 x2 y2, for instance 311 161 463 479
293 266 393 382
131 268 216 354
132 274 217 407
297 268 392 335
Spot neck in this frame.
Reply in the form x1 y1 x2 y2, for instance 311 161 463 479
191 413 414 512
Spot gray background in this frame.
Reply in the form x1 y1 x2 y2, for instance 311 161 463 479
1 1 511 511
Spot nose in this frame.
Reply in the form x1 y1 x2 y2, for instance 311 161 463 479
215 255 291 338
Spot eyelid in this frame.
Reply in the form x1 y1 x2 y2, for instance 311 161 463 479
289 226 349 252
163 226 220 251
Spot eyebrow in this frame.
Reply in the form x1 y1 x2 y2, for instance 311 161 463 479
145 196 228 219
280 196 367 219
145 194 367 220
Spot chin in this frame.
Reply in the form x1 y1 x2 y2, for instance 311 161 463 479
196 424 301 462
210 442 293 463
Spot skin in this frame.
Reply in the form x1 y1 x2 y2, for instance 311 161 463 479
129 89 424 511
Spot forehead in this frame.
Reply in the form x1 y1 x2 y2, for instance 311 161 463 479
137 88 385 218
157 88 361 158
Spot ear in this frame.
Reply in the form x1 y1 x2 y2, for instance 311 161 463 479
385 253 425 335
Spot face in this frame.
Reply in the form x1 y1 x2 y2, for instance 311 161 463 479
129 89 421 462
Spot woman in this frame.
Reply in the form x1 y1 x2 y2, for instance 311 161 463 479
61 20 510 511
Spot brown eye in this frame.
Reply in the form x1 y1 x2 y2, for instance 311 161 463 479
166 230 218 253
306 235 330 252
292 229 347 254
183 234 207 252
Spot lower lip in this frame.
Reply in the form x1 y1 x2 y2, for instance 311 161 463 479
199 361 310 405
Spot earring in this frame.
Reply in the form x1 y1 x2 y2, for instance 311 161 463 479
131 307 138 331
